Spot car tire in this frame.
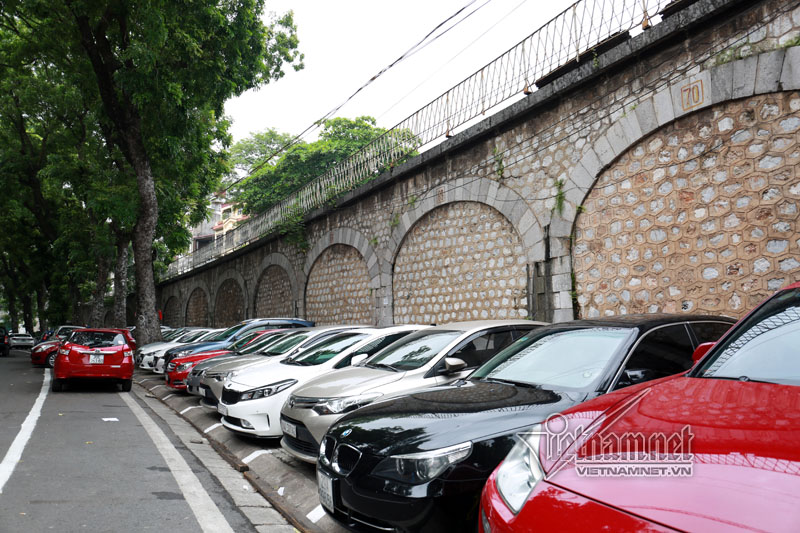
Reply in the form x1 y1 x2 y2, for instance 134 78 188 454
52 378 63 392
120 379 132 392
47 352 57 368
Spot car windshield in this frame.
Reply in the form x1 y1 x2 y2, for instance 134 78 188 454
262 332 312 355
364 330 461 371
471 328 634 392
70 331 126 348
237 332 289 354
178 330 208 342
228 331 262 351
210 323 247 341
696 287 800 386
284 333 368 366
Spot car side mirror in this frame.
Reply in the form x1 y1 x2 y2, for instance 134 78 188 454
443 357 468 374
692 342 715 364
350 353 369 366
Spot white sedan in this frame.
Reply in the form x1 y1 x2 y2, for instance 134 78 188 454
217 325 424 438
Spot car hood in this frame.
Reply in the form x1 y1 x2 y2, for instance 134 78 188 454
192 354 241 372
172 350 231 365
293 366 407 399
229 360 333 391
329 381 586 456
170 340 228 354
547 377 800 533
208 354 280 374
35 340 60 349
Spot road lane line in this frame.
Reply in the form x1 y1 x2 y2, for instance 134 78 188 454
0 369 50 494
119 392 234 533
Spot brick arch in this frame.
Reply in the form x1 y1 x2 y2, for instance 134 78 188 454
387 178 545 267
213 269 247 327
253 253 300 317
305 243 375 325
568 49 800 319
392 201 529 324
184 285 210 326
163 296 181 327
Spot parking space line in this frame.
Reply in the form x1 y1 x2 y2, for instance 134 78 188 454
119 392 234 533
180 406 201 414
0 369 50 494
163 393 176 400
242 450 271 464
306 504 325 523
204 423 222 433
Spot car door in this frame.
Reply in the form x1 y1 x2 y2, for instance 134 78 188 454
611 324 696 390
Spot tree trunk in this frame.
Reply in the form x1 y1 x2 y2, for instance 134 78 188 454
22 295 34 334
89 256 110 327
113 235 129 327
36 283 48 333
69 280 82 325
6 291 18 331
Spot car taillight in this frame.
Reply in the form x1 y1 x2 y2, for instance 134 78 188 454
123 350 133 358
59 347 70 355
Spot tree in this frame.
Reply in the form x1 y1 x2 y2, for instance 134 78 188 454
2 0 303 343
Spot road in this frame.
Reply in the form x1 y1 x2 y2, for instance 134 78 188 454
0 349 284 533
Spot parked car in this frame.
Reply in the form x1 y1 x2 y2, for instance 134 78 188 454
52 328 137 392
281 320 545 463
139 328 217 370
0 327 9 357
134 327 195 364
31 325 86 367
9 333 35 350
158 318 315 371
218 325 425 438
184 330 297 396
163 329 286 391
197 326 365 409
478 295 800 532
317 314 735 532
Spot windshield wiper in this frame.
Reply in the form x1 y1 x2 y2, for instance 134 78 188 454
366 362 399 372
477 377 540 388
705 375 781 385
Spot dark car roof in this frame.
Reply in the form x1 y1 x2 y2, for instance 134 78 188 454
538 313 735 332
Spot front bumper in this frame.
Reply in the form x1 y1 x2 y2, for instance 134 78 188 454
217 390 290 438
165 370 189 390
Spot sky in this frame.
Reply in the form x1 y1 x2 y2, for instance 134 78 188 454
223 0 576 145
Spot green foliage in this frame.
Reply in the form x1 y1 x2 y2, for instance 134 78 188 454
408 195 418 208
274 203 308 251
493 147 505 179
389 213 401 229
554 179 566 216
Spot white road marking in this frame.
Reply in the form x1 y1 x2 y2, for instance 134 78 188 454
119 392 234 533
149 385 166 391
163 394 176 401
242 450 271 464
180 406 201 415
306 505 325 523
203 423 222 433
0 369 50 494
102 418 119 422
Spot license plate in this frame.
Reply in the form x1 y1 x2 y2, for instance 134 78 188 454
280 419 297 438
318 470 334 512
217 404 228 416
89 354 104 364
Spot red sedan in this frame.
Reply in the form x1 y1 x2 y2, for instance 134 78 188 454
481 282 800 533
52 328 136 392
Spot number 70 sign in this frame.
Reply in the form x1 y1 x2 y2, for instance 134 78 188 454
681 80 704 112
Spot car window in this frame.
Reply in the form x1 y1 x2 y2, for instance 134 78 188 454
365 331 461 371
473 328 633 391
228 331 262 350
262 332 311 355
690 321 732 345
614 324 695 390
448 329 517 369
696 287 800 386
70 331 126 348
238 332 289 354
285 333 368 366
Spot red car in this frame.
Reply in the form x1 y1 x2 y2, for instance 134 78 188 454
481 282 800 533
164 329 285 391
52 328 137 392
31 325 85 367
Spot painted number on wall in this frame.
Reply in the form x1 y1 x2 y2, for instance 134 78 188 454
681 80 704 112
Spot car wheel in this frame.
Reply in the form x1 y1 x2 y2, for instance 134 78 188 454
47 352 57 368
120 379 132 392
52 378 63 392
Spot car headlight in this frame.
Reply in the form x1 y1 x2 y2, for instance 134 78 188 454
33 345 47 353
495 425 544 514
239 379 297 401
312 393 383 415
372 442 472 484
176 362 196 372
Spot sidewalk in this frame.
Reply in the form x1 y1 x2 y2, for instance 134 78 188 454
132 371 346 533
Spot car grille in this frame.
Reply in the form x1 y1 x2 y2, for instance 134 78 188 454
281 416 319 456
223 415 245 428
221 388 240 405
332 444 361 476
321 435 335 463
287 395 320 409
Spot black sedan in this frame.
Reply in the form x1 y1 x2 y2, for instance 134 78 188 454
316 314 735 532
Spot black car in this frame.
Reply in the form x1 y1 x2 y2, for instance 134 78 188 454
317 314 735 532
0 326 9 356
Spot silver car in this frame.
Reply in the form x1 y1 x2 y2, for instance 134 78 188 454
10 333 34 350
279 320 546 463
197 326 368 409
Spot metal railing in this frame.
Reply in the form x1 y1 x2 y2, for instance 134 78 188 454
165 0 669 279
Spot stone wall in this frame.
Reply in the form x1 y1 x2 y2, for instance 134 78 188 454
254 265 294 318
157 0 800 327
185 287 209 326
214 277 245 327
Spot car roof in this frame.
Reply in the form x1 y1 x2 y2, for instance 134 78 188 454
420 319 547 333
534 313 735 332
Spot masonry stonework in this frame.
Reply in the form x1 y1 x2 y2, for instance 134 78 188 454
393 202 528 324
185 287 209 326
254 265 294 318
163 296 181 327
305 244 374 325
214 278 245 327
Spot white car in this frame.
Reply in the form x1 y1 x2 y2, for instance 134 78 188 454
10 333 35 350
217 326 425 438
138 328 216 370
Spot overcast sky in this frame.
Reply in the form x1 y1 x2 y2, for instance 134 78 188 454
223 0 574 144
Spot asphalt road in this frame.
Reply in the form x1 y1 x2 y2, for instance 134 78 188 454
0 349 261 533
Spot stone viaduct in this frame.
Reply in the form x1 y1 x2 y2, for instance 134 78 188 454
155 0 800 328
